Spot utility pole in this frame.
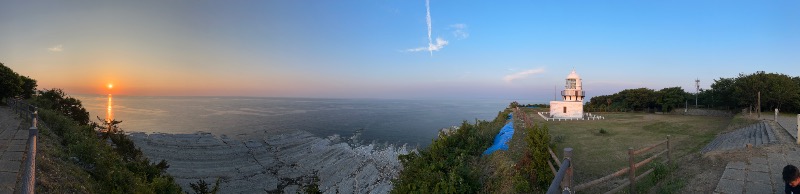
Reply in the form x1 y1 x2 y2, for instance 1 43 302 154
695 79 700 108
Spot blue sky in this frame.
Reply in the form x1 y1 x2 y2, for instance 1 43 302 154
1 0 798 102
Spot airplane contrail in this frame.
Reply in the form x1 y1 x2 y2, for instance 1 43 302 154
425 0 432 56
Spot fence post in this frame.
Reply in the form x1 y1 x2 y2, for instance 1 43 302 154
31 108 37 127
628 147 636 194
561 148 573 193
775 108 778 121
796 114 799 145
666 135 672 167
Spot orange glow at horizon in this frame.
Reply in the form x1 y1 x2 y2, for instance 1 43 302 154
107 83 113 89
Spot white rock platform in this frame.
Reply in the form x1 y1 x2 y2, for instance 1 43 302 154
129 131 409 193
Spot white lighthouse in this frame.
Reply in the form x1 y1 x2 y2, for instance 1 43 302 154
549 70 585 119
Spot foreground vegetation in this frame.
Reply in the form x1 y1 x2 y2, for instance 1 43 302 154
393 103 558 193
392 108 511 193
1 62 186 193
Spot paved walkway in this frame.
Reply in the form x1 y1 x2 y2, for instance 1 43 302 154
712 119 800 194
0 106 29 194
777 114 798 140
714 151 800 193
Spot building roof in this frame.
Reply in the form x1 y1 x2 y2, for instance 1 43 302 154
566 69 580 79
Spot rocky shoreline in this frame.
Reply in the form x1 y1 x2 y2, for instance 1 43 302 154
128 131 410 193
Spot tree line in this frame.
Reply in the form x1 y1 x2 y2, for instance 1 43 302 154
586 71 800 113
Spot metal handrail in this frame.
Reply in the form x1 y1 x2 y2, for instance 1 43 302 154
4 98 38 194
546 159 571 194
546 148 573 194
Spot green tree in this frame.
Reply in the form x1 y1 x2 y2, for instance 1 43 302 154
0 62 22 100
656 87 687 112
619 88 656 111
762 73 799 110
19 75 37 99
733 71 768 111
34 89 91 125
710 77 736 109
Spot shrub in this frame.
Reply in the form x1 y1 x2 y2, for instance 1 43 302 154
553 134 566 144
392 110 509 193
521 123 553 189
599 128 608 134
188 178 220 194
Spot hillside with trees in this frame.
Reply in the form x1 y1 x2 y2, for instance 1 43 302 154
0 62 191 193
587 71 800 113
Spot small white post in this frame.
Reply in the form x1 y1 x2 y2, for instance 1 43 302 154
796 114 800 145
775 108 778 121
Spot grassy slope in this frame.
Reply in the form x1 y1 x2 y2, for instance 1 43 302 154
512 109 735 193
32 108 182 193
36 118 98 193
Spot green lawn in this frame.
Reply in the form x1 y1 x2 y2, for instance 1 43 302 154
518 109 737 192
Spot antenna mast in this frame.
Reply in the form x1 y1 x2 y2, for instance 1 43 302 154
695 78 700 108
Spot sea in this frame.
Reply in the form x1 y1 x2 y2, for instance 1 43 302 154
74 95 516 147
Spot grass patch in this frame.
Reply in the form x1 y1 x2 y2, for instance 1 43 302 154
642 122 691 134
522 110 731 193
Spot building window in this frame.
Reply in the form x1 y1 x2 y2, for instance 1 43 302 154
563 107 567 113
567 79 576 89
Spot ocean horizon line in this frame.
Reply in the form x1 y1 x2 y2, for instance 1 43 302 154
72 93 550 104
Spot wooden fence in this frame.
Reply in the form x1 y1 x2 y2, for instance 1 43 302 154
516 107 672 194
573 136 671 194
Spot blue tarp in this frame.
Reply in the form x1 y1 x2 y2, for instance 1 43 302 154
483 113 514 155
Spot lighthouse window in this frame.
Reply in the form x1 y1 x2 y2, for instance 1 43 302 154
563 107 567 113
567 79 576 89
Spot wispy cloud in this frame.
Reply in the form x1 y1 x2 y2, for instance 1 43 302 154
450 24 468 39
504 68 546 83
406 0 448 56
47 44 63 52
407 37 448 52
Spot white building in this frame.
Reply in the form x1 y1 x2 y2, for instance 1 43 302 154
549 70 585 119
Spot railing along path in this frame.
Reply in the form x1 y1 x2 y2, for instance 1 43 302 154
4 98 42 194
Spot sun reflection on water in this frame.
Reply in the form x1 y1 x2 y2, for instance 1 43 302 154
106 94 113 122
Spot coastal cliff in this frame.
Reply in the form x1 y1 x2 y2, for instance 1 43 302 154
130 131 409 193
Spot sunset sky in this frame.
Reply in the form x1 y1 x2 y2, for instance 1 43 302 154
1 1 798 100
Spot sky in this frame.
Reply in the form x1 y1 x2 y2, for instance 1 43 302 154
1 0 798 102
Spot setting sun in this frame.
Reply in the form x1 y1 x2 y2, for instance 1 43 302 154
107 83 113 89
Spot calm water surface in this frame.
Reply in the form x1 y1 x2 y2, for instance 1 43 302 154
75 95 513 146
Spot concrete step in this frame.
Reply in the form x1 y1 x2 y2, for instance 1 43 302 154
765 122 777 144
757 125 764 145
